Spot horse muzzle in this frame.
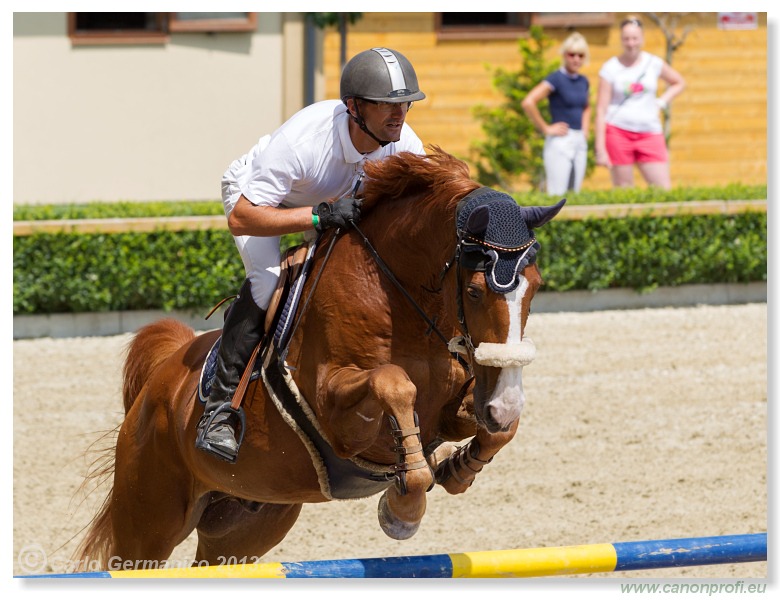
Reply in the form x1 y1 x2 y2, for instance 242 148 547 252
467 339 536 432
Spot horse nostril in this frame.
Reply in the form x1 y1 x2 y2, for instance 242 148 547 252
489 401 522 430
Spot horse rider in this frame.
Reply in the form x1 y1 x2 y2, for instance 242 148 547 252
196 48 427 463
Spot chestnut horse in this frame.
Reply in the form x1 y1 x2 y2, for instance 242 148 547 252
75 147 564 570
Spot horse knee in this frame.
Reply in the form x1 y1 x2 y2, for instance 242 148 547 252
369 364 416 411
328 365 416 457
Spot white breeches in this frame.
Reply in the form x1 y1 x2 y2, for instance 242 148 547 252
543 130 588 195
221 161 279 310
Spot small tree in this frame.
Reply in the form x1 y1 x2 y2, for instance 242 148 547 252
308 12 363 70
471 26 558 191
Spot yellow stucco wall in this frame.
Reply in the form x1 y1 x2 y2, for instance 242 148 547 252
323 12 766 190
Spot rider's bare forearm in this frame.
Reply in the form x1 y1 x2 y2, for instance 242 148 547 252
227 195 315 237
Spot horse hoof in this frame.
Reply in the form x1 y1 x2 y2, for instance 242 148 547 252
377 491 421 540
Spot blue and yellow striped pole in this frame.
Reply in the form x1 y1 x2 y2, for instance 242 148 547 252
18 533 766 579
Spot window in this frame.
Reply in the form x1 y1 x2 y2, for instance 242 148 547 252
68 13 257 45
533 13 613 28
436 13 533 39
435 12 614 40
68 13 167 45
169 13 257 33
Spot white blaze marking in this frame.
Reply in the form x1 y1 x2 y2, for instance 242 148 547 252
487 278 529 427
505 279 527 345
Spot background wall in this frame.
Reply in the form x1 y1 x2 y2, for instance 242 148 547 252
12 12 767 204
13 13 303 204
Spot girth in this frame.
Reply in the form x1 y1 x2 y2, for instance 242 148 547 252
260 345 398 500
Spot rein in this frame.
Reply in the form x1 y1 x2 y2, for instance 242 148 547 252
349 220 473 375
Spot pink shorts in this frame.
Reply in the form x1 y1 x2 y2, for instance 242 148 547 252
605 124 668 165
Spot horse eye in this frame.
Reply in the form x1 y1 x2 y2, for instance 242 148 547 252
466 284 482 300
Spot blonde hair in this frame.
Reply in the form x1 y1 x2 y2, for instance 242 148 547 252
560 32 590 64
621 16 643 29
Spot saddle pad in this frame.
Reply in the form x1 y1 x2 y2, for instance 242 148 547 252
261 347 396 500
197 336 261 404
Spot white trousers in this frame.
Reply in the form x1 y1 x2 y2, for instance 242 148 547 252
221 153 280 311
543 130 588 196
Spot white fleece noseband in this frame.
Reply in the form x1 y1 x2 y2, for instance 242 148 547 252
446 280 536 368
473 339 536 368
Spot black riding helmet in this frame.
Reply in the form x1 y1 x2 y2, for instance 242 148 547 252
340 47 426 147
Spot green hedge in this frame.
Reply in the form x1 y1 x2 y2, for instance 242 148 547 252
13 200 225 221
14 230 244 314
13 212 766 315
536 212 766 292
12 183 767 221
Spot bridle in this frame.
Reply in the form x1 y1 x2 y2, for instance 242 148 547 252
438 227 537 365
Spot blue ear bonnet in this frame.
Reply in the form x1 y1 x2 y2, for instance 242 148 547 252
456 188 540 294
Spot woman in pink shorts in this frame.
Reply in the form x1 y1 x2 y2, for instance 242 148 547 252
595 16 685 188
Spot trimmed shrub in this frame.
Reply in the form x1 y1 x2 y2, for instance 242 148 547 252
13 212 766 315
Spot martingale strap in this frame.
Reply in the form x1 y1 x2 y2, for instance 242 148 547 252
350 221 472 374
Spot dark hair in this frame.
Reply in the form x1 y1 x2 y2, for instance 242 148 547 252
621 16 643 29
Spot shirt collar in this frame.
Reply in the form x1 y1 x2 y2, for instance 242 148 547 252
337 108 385 164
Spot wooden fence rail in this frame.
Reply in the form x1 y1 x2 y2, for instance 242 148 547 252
12 200 766 236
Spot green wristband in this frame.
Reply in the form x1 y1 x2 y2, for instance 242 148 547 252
312 213 320 228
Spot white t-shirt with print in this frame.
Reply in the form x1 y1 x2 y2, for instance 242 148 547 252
228 99 424 213
599 51 664 134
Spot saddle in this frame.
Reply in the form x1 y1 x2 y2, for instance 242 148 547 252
198 241 311 406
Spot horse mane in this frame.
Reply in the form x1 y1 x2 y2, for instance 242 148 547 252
361 146 480 216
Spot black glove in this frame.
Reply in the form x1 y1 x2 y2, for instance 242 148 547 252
313 196 362 233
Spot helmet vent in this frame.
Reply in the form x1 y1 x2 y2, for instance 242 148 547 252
371 47 407 95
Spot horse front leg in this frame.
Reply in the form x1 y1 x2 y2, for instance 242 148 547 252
326 364 433 540
431 417 519 496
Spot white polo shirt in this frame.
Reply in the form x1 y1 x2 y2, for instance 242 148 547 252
235 99 424 210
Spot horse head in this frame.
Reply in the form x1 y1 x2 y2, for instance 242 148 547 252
451 188 566 433
361 149 565 436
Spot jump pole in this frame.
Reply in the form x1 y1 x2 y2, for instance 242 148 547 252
20 533 766 579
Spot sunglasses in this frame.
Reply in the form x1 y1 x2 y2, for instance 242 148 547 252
360 99 411 113
566 52 585 59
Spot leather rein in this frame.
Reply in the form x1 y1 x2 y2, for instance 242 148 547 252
348 220 474 376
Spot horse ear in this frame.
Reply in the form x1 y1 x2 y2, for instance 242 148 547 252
465 205 490 236
520 198 566 229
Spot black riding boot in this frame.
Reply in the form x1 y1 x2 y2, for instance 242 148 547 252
196 279 265 463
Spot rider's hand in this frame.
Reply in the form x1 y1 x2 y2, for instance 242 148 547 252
313 196 362 232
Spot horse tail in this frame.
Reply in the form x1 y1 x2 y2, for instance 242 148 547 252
72 319 194 571
122 318 195 414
